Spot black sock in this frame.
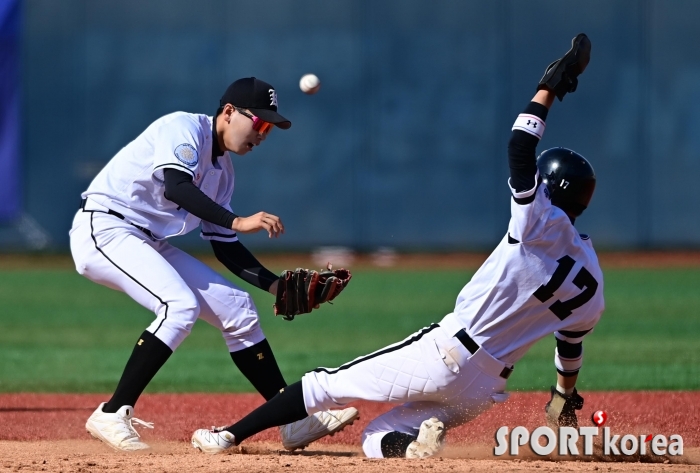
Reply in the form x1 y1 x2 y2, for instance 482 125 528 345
103 331 173 413
381 431 417 458
225 380 307 444
229 339 287 401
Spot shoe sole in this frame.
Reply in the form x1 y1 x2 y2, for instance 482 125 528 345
191 436 232 454
191 437 202 453
86 423 149 452
406 438 445 458
406 419 446 459
283 411 360 452
406 442 444 459
191 438 213 454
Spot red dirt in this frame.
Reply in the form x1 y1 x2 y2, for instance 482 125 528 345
0 392 697 472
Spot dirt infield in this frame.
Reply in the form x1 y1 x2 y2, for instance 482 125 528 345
0 392 697 472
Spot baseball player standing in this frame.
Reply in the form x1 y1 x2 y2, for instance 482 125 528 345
191 35 604 458
69 77 357 452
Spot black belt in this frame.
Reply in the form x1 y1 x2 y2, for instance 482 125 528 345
454 329 513 379
80 198 154 239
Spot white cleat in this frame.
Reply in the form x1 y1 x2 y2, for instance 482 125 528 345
405 417 446 459
85 402 153 451
280 407 360 451
191 427 236 454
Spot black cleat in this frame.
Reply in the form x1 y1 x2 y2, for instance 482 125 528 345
538 33 591 101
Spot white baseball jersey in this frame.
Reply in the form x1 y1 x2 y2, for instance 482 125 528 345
296 104 605 459
82 112 237 242
301 173 606 458
439 173 605 365
70 111 263 353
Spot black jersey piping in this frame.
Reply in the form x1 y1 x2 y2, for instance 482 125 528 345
558 328 591 338
154 162 196 177
312 323 440 376
201 231 238 238
512 177 542 205
556 368 580 377
512 184 539 205
513 194 536 205
88 212 170 335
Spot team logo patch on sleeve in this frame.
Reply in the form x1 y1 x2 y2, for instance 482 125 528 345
174 144 199 167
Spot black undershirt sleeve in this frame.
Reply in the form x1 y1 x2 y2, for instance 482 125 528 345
162 169 276 291
211 240 278 291
507 102 549 193
163 168 237 229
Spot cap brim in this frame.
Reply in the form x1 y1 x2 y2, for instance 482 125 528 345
249 108 291 130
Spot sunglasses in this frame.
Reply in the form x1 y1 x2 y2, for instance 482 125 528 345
234 107 274 134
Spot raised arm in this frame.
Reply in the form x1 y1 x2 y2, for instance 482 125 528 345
508 31 590 197
507 90 555 196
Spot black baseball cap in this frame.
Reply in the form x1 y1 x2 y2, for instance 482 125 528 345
220 77 291 129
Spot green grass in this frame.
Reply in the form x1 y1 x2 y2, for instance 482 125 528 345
0 267 698 393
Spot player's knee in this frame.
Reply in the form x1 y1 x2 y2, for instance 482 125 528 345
218 291 260 334
69 241 89 276
152 295 200 350
221 320 264 352
169 292 201 330
75 262 88 276
228 290 257 315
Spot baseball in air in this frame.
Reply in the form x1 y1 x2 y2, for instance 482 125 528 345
299 74 321 94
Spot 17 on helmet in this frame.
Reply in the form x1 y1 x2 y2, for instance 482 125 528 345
536 147 596 217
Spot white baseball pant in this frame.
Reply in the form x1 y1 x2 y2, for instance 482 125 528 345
301 324 510 458
69 204 265 352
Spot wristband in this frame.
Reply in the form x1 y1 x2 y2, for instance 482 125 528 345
512 113 546 139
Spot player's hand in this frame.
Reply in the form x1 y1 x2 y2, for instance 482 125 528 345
232 212 284 238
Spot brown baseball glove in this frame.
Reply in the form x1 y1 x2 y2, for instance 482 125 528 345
273 264 352 321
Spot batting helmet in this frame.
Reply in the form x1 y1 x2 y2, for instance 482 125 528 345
536 147 596 217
